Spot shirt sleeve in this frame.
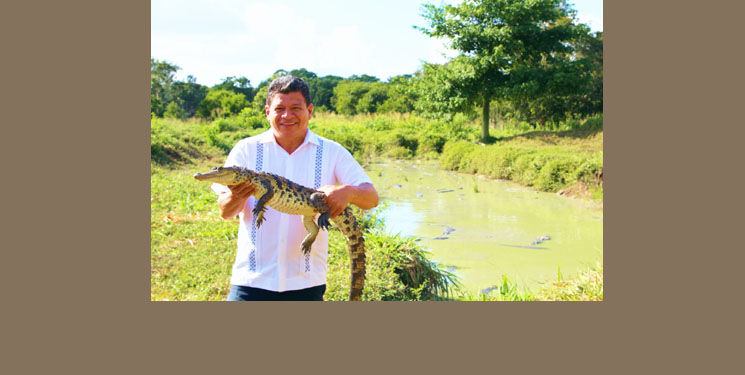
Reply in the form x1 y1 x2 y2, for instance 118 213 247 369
333 145 374 187
211 140 249 195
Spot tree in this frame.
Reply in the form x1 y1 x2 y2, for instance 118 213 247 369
289 68 318 82
308 75 343 111
150 58 180 117
171 75 208 118
332 80 371 115
413 55 492 119
569 31 603 117
417 0 583 139
164 101 186 119
378 74 417 113
348 74 380 83
355 82 389 114
196 89 251 120
212 76 255 102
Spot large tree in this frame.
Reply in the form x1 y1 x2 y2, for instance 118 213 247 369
417 0 583 139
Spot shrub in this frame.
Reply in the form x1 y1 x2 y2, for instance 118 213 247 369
164 101 186 119
417 132 447 154
440 141 475 170
535 157 577 191
236 107 267 129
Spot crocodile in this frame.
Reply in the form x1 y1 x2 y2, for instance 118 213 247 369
193 166 366 301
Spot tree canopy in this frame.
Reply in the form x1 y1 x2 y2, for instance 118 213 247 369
416 0 592 139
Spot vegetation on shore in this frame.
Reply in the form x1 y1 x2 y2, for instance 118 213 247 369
150 112 602 301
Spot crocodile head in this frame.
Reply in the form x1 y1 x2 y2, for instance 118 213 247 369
193 166 247 185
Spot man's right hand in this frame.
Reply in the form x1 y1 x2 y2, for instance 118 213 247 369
218 181 257 219
227 181 256 199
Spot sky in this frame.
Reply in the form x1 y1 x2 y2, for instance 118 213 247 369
151 0 603 87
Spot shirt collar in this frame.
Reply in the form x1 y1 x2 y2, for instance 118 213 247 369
258 128 321 147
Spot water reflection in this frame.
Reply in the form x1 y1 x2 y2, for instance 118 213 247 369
380 201 423 238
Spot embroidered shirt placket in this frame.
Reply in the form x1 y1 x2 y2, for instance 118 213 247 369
308 138 324 272
249 143 264 272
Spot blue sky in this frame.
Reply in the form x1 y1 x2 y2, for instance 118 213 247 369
151 0 602 87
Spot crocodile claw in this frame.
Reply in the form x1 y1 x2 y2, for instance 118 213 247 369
300 240 312 255
317 212 331 231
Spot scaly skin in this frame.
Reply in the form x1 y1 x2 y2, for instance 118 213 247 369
194 166 366 301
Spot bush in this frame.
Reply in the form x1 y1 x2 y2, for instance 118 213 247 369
196 89 251 120
417 132 447 154
440 141 476 170
236 107 267 129
535 157 577 191
164 101 186 119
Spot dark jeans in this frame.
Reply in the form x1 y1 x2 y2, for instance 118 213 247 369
227 284 326 301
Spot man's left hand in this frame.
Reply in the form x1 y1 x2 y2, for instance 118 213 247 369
317 185 352 218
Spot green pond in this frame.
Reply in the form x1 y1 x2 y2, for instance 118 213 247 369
366 160 603 295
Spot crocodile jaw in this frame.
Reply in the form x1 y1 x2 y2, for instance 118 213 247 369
193 166 243 185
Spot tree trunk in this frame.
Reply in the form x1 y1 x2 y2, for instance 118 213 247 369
481 95 490 141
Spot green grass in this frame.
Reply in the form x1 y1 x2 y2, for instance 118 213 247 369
150 112 603 301
454 262 604 301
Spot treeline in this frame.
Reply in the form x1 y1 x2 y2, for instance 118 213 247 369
150 63 420 120
151 0 602 138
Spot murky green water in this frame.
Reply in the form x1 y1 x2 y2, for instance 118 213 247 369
366 160 603 294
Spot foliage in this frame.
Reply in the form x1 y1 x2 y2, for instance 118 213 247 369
332 80 376 115
170 76 208 118
440 115 603 199
163 101 185 119
150 58 180 117
211 76 255 102
456 262 603 301
196 89 251 120
416 0 597 138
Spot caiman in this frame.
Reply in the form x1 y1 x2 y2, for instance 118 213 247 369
193 166 366 301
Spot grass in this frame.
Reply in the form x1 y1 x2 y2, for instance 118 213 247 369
454 262 604 301
150 112 603 301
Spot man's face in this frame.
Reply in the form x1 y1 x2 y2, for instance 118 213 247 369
265 91 313 142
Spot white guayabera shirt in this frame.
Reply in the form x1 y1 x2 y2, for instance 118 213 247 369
212 129 373 292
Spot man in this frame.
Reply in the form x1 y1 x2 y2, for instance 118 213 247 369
212 76 379 301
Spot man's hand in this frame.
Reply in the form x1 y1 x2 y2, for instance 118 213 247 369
227 181 256 199
317 183 378 218
317 185 352 218
218 181 256 219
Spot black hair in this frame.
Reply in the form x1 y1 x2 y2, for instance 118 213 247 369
266 76 312 107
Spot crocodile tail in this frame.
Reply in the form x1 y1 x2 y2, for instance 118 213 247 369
330 207 366 301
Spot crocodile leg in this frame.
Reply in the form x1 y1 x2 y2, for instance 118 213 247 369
309 192 331 231
300 215 319 255
252 180 275 229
